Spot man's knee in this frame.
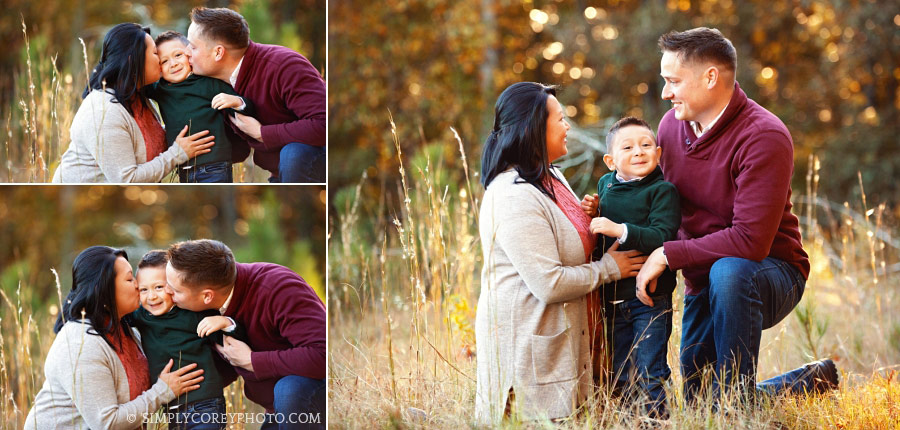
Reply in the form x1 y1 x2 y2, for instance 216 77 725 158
708 257 758 301
274 375 325 404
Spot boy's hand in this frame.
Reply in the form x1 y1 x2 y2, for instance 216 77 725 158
197 315 232 338
591 217 624 238
211 93 244 110
581 193 600 217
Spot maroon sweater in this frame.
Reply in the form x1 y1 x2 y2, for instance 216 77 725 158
223 262 326 410
232 41 326 174
658 82 810 295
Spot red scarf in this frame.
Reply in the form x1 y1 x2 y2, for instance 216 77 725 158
105 324 151 401
546 176 596 260
130 98 167 161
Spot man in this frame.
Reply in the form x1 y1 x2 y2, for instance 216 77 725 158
634 27 838 402
186 7 326 183
165 239 326 429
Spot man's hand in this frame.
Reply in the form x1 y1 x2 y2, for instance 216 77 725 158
635 246 668 307
230 112 263 142
580 193 600 217
197 315 232 338
591 217 624 238
215 336 254 372
211 93 244 110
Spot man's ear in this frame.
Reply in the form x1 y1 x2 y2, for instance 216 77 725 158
704 66 719 89
214 45 225 62
202 289 215 305
603 153 616 171
655 145 663 161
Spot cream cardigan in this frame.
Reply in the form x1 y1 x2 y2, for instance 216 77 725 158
51 90 188 183
474 168 621 424
24 320 175 430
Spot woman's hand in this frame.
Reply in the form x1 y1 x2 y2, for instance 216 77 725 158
606 242 646 278
197 316 232 338
158 359 204 396
211 93 244 110
174 126 215 158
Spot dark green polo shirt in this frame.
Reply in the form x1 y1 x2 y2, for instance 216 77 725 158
145 74 255 167
593 166 682 301
131 305 247 406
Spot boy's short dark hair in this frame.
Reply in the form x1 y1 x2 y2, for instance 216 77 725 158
138 250 169 270
606 116 655 152
658 27 737 73
167 239 236 290
154 30 188 47
190 7 250 50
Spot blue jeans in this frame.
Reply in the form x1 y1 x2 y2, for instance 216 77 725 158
609 295 672 418
269 143 325 183
680 257 805 403
260 375 326 430
168 396 227 430
179 161 233 183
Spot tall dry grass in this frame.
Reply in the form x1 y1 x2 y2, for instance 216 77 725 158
327 124 900 428
2 19 269 183
0 268 267 429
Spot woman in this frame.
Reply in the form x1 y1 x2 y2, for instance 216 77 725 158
52 23 214 183
475 82 645 424
24 246 204 429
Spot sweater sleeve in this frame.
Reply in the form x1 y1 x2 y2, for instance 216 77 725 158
87 96 188 183
52 326 176 430
664 131 793 268
485 187 621 304
258 56 326 149
249 283 326 380
621 182 681 254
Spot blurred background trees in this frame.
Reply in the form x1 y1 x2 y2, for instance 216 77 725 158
0 185 327 314
329 0 899 214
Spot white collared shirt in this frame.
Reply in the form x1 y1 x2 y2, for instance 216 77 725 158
218 287 237 332
690 103 729 139
227 57 248 112
219 287 235 315
229 57 244 88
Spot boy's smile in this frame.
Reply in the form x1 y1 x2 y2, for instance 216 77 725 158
138 266 176 316
157 40 193 84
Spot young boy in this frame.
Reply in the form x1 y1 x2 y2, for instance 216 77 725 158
131 250 246 429
581 117 681 418
145 31 255 183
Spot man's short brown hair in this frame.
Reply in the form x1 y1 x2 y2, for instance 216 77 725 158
190 7 250 49
658 27 736 73
167 239 236 290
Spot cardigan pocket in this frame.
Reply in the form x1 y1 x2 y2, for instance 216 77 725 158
530 326 577 384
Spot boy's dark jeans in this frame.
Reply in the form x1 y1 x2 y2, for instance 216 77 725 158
179 161 233 183
168 396 227 430
680 257 806 403
608 294 673 418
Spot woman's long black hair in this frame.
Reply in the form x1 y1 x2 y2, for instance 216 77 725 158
83 23 153 115
55 246 132 349
480 82 560 201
